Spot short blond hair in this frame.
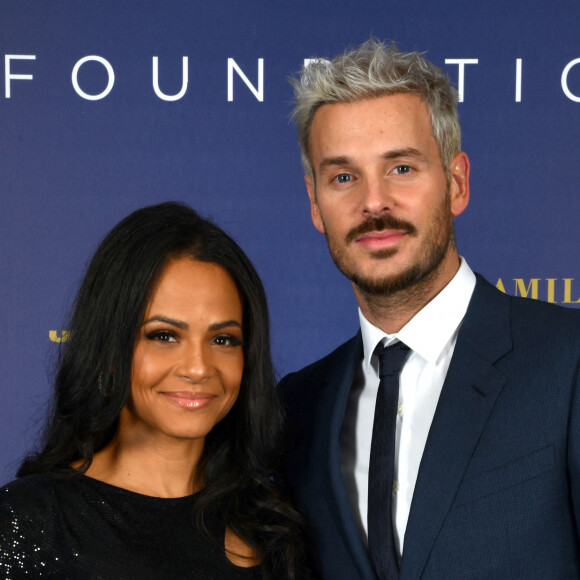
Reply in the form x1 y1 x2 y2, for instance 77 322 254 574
290 39 461 181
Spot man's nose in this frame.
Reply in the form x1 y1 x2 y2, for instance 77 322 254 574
361 175 396 216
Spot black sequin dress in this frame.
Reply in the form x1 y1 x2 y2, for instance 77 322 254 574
0 473 264 579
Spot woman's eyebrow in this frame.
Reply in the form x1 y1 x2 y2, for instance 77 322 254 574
208 320 242 331
141 315 188 329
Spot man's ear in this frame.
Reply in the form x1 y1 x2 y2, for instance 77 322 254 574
448 152 470 217
305 175 325 234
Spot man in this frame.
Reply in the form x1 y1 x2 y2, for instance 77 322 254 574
280 39 580 579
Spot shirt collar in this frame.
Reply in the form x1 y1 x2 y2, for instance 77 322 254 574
359 257 476 372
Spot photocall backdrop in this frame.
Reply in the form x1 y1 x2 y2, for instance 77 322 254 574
2 0 580 483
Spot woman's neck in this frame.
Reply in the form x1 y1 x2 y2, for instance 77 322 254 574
80 422 205 498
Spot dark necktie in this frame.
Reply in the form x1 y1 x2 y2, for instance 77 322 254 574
368 341 410 580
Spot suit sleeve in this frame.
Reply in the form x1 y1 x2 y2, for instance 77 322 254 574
569 356 580 542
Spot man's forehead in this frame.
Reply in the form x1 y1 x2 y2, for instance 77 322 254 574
313 93 427 121
310 95 434 154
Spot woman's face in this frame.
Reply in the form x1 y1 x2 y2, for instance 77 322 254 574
122 257 244 445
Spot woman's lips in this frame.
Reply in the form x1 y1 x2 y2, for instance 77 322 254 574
160 392 216 409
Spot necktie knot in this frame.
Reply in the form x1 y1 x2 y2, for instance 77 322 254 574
376 341 410 379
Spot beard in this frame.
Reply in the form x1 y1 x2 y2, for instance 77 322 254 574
324 191 455 297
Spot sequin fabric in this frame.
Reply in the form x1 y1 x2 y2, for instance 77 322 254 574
0 473 263 579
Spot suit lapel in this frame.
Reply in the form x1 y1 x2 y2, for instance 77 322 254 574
401 276 513 579
320 333 378 580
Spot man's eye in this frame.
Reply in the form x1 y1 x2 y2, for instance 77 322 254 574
392 165 411 175
335 173 353 183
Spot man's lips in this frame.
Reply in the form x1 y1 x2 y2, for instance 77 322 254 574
345 216 416 245
355 230 408 248
160 391 216 409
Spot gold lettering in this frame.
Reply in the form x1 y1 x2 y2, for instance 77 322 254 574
495 278 506 293
513 278 540 299
49 330 70 343
545 278 557 303
563 278 580 304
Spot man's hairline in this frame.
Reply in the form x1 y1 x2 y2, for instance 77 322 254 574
304 100 454 191
302 90 449 184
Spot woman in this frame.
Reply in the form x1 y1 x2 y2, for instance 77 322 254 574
0 202 313 579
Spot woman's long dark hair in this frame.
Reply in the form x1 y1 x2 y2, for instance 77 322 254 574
18 202 310 578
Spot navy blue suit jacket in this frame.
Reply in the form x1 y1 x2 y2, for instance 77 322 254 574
280 275 580 579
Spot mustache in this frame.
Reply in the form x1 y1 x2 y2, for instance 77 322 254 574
345 215 417 244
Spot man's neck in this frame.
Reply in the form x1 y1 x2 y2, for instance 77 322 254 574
355 254 461 334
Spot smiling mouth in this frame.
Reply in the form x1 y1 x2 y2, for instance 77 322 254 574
161 392 216 409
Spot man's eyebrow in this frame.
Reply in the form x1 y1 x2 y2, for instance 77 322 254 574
318 149 427 173
318 156 352 172
382 147 427 162
141 316 188 329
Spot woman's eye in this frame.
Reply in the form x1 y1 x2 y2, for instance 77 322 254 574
146 331 177 343
213 334 243 347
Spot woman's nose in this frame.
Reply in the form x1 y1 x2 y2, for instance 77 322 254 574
176 343 210 382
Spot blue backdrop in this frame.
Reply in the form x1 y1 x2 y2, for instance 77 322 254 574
2 0 580 483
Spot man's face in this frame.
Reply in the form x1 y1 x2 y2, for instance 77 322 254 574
305 93 469 297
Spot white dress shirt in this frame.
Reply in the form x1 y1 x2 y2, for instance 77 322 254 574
339 258 476 558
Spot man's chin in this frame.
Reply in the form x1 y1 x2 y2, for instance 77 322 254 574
350 274 411 296
365 247 401 260
347 259 442 296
